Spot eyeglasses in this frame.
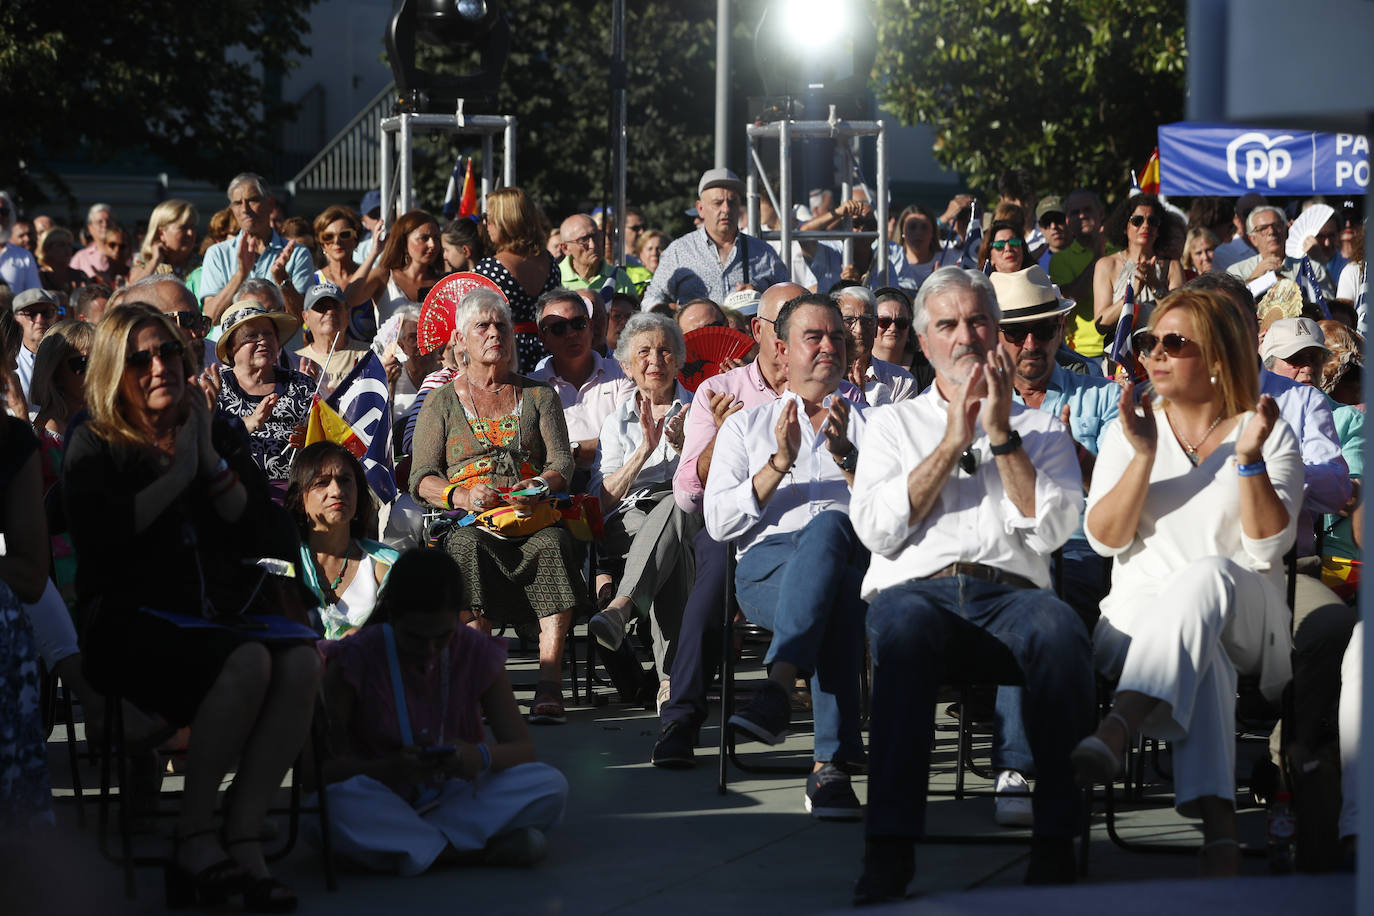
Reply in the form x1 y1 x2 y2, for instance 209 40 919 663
169 310 211 333
842 314 877 329
563 233 599 248
989 237 1024 251
1128 214 1162 228
1132 330 1194 357
876 315 911 332
15 307 55 321
1000 318 1061 343
1039 215 1066 228
319 229 357 244
540 315 589 336
625 223 645 232
66 355 88 375
125 339 185 369
1251 222 1283 236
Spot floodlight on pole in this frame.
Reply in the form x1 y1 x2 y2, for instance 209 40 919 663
386 0 511 113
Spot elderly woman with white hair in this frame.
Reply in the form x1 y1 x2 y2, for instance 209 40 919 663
585 312 696 708
409 287 584 724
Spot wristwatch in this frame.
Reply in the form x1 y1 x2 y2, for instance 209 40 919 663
988 430 1022 456
834 445 859 473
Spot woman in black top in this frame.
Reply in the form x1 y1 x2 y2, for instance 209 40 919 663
65 303 317 911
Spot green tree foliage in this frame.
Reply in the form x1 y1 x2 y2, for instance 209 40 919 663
0 0 315 202
411 0 746 235
873 0 1187 200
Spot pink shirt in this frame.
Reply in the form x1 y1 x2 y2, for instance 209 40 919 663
673 360 862 512
68 243 109 278
529 351 635 441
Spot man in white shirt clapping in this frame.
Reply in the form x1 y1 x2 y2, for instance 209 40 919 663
703 293 870 821
849 267 1094 902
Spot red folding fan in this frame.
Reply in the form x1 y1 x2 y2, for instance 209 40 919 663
679 326 756 392
417 272 507 355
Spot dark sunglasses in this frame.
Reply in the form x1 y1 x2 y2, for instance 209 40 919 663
1000 318 1061 343
319 229 358 244
170 310 211 333
990 237 1024 251
843 314 877 329
66 355 88 375
540 315 589 336
1132 330 1192 357
1129 214 1162 228
876 315 911 332
125 339 185 369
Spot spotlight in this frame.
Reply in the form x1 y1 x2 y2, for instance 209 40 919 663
386 0 510 113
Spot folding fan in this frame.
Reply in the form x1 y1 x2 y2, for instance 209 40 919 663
417 272 507 355
680 326 756 392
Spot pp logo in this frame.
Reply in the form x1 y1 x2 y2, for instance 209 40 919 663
1226 132 1295 190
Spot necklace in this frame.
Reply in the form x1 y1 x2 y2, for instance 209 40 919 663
316 541 353 594
469 377 509 393
1166 409 1223 465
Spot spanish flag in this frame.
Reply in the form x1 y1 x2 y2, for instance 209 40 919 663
459 158 478 218
1139 148 1161 195
304 395 366 459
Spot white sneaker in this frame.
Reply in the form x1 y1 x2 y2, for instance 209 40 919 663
994 769 1034 827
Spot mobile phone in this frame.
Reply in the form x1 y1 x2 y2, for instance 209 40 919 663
420 744 456 758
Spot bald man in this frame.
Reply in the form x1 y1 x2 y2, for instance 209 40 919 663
558 213 636 302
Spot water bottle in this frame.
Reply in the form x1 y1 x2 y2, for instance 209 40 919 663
1267 790 1297 874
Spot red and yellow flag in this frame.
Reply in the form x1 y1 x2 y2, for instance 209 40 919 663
459 158 478 218
1139 148 1161 195
304 395 366 458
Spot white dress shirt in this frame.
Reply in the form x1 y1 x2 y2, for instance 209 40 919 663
861 356 919 406
704 389 866 557
528 350 635 441
851 387 1083 598
590 382 691 502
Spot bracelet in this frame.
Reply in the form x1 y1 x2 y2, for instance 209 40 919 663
1236 460 1268 477
476 742 491 773
442 482 460 509
768 453 791 474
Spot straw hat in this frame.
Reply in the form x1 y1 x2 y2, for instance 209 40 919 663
216 300 300 366
987 265 1075 323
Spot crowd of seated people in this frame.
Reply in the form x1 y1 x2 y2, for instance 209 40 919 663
0 162 1366 910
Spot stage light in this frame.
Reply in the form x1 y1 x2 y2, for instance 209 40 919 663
386 0 510 113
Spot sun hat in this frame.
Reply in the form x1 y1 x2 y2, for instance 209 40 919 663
987 265 1075 324
216 300 300 366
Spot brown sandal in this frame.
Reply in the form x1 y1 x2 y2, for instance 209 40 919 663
528 680 566 725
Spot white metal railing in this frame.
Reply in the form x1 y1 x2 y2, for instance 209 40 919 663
287 83 397 194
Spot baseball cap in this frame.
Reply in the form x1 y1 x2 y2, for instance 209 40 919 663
1261 317 1328 363
698 167 745 199
304 281 345 312
1036 196 1066 225
360 190 381 218
723 288 761 316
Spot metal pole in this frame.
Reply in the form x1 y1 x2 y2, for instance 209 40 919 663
503 117 517 188
1359 111 1374 916
379 122 393 226
612 0 628 265
746 135 759 238
714 0 730 168
398 113 413 214
840 143 854 269
778 118 792 282
875 120 888 286
481 133 494 210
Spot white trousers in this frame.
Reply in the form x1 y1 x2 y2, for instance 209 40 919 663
308 762 568 876
22 579 78 669
1097 556 1291 815
1340 621 1361 839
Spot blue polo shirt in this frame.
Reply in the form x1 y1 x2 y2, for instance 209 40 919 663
1013 363 1120 456
198 230 315 306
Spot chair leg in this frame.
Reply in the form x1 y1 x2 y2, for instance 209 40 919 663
310 726 338 892
61 680 85 827
113 700 136 899
717 558 733 796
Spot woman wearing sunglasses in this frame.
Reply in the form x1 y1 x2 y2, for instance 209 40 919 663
410 287 583 726
1073 288 1303 876
312 206 364 291
1093 193 1183 335
64 303 319 910
977 219 1028 275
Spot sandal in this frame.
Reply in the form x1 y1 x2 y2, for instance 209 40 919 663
225 838 299 913
1070 711 1130 786
165 828 250 909
528 679 567 725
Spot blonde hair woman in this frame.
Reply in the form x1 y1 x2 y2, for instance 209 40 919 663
472 187 559 371
129 199 200 283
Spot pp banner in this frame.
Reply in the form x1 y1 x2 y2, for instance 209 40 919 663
1158 122 1369 196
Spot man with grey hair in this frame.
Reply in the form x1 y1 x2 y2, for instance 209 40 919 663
69 202 117 279
200 173 314 322
850 267 1092 900
1227 205 1334 302
834 285 917 405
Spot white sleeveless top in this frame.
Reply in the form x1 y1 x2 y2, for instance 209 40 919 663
375 275 413 329
320 553 382 639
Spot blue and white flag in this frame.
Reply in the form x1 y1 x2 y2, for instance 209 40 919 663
441 154 465 220
1108 282 1141 381
1298 256 1333 319
325 351 397 502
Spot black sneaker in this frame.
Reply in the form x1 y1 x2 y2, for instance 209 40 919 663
727 680 790 745
852 836 915 906
805 762 863 820
651 720 696 769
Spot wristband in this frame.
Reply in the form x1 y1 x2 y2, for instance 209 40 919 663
988 430 1022 456
768 453 791 474
476 742 491 773
442 483 460 509
530 476 550 496
1236 460 1267 477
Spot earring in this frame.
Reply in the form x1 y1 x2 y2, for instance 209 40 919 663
1210 374 1217 386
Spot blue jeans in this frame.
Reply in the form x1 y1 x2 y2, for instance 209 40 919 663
866 575 1093 839
733 510 869 765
